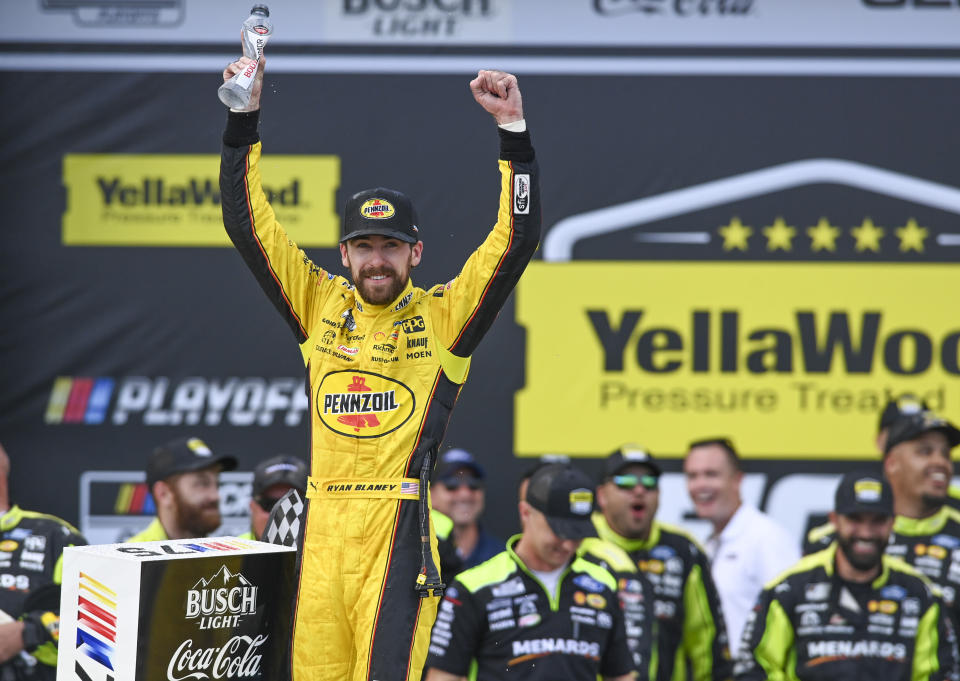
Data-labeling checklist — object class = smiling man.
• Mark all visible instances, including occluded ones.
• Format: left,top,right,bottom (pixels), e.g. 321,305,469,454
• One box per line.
594,445,732,681
736,472,952,680
220,57,540,681
683,438,797,657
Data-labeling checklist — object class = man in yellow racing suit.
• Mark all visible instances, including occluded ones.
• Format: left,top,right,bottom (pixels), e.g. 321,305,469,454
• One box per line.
219,58,540,681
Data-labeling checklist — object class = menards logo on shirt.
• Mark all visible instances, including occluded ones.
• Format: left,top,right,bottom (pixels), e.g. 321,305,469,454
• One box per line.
317,371,415,438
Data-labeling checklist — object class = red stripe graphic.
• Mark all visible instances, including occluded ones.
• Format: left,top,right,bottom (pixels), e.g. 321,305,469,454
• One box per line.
78,596,117,629
129,484,147,514
64,378,93,424
78,610,116,642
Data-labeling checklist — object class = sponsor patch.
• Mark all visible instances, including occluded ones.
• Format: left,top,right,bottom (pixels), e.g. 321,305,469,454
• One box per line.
359,198,395,219
573,574,605,593
569,489,593,515
513,174,530,214
0,541,17,552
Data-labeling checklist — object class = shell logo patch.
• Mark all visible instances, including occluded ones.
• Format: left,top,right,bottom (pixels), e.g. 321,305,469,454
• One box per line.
360,198,396,220
317,370,415,438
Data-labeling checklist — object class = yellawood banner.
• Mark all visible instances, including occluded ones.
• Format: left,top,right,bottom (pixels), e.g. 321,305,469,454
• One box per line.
516,262,959,459
63,154,340,247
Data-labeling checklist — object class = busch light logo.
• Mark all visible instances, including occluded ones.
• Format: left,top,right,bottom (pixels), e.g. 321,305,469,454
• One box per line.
185,565,258,630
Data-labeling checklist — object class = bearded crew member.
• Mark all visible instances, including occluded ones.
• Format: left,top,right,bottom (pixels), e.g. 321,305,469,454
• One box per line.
736,472,952,680
219,55,540,681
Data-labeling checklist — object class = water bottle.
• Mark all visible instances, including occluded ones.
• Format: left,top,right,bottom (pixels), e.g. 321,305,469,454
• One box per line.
218,4,273,110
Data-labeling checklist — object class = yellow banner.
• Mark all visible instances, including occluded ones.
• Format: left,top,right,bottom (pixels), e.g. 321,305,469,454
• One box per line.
62,153,340,246
516,262,960,459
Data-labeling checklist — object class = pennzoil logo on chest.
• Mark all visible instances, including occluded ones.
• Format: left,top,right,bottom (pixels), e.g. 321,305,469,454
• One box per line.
317,371,416,438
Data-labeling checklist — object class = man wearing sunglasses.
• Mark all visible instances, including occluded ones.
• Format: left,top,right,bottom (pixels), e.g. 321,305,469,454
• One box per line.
594,445,732,681
431,449,503,570
240,455,308,541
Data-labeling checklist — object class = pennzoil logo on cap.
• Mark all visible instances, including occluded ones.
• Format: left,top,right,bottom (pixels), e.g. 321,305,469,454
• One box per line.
569,489,593,515
187,438,212,456
854,479,882,502
360,198,396,220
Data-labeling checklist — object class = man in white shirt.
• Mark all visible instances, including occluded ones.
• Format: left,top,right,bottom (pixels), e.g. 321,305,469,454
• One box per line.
683,438,799,657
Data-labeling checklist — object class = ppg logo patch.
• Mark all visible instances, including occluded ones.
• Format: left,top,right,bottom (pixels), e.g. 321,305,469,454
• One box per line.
514,174,530,214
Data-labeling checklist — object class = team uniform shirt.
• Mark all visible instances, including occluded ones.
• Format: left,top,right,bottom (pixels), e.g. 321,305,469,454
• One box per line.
705,504,800,657
579,536,657,681
594,513,733,681
735,544,952,681
425,535,635,680
804,506,960,626
0,506,87,681
221,110,540,681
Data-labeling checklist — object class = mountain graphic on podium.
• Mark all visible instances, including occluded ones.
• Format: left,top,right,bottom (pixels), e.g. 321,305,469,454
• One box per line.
192,564,252,590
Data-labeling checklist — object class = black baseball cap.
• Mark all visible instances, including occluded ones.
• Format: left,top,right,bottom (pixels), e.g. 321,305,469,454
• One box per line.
525,463,598,540
604,444,661,479
834,471,893,516
435,448,485,484
884,410,960,455
252,455,308,498
878,394,929,433
340,187,420,244
146,436,237,489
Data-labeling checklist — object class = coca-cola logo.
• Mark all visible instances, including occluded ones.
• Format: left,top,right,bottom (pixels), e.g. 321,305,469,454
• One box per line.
166,635,267,681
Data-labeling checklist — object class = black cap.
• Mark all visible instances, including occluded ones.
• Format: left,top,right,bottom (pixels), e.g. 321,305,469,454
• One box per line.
526,463,598,540
604,444,661,479
834,471,893,516
435,448,485,484
252,455,308,498
878,394,929,433
884,410,960,455
146,437,237,489
340,187,419,244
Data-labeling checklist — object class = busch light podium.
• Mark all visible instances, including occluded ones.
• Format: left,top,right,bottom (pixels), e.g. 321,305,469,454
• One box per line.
56,537,296,681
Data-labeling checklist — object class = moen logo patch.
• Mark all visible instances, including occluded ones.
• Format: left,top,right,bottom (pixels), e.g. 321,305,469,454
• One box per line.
360,198,395,219
317,371,415,438
62,153,340,246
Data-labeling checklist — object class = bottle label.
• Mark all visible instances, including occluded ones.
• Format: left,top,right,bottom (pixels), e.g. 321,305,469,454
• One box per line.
235,28,270,89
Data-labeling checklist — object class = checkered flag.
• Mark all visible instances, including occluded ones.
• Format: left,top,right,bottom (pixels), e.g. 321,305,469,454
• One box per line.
260,488,305,555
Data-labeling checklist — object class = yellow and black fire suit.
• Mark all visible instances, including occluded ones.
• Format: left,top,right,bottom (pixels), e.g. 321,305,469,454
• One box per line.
736,543,952,680
220,109,540,681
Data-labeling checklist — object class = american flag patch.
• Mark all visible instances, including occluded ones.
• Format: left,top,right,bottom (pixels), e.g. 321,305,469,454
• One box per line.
401,481,420,495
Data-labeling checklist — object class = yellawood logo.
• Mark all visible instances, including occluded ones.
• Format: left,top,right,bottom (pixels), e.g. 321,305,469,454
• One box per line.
62,153,340,246
517,159,960,459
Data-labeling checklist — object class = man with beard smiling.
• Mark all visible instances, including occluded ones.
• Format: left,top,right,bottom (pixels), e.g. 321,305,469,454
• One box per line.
220,56,540,681
736,471,952,680
129,436,237,541
593,445,731,681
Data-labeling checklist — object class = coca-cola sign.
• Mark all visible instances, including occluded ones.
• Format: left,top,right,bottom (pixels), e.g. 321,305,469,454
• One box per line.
166,635,267,681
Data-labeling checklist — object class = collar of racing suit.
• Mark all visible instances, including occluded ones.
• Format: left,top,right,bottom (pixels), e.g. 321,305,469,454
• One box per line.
819,541,895,590
0,505,22,532
591,511,662,552
892,504,952,536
